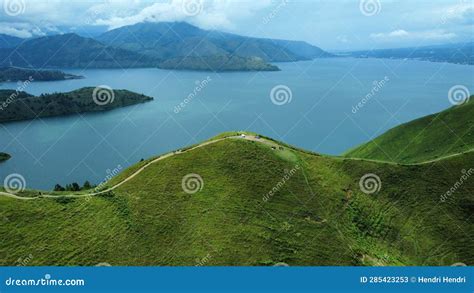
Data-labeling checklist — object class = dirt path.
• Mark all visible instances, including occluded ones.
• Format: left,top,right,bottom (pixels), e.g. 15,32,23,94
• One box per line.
1,135,472,200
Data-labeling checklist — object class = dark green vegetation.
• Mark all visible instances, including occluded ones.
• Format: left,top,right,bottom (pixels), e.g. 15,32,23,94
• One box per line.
97,22,333,62
0,33,158,69
159,55,279,71
0,133,472,266
346,97,474,163
0,22,332,71
349,42,474,65
0,67,82,82
0,87,153,123
0,152,10,162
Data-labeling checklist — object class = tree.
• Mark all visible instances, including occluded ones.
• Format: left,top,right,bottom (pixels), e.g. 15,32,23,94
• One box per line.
83,181,92,190
71,182,80,191
53,184,65,191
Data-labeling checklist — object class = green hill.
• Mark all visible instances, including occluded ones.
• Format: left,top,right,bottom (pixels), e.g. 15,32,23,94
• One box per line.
0,87,153,123
0,133,472,266
345,97,474,163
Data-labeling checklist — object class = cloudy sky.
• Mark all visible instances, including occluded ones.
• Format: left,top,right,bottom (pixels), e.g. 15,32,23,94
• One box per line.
0,0,472,50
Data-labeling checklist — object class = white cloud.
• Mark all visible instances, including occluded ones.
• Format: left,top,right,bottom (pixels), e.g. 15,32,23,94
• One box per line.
94,0,272,30
370,29,456,41
0,22,45,38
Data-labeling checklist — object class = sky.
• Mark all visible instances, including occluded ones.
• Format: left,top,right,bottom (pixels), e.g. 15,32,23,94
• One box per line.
0,0,472,51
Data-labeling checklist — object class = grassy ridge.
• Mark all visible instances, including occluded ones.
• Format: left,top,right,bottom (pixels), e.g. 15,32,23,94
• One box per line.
1,138,472,266
345,97,474,163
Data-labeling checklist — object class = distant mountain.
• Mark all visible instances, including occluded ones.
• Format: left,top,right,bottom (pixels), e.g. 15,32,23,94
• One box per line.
348,42,474,65
0,33,158,69
0,34,24,48
96,22,333,62
0,67,82,82
0,87,153,123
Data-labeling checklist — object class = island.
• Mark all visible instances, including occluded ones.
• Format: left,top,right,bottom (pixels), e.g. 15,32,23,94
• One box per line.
0,87,153,123
0,152,10,162
158,55,280,72
0,67,83,82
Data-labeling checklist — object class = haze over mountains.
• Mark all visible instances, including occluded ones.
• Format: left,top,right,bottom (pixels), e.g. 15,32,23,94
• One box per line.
0,22,332,71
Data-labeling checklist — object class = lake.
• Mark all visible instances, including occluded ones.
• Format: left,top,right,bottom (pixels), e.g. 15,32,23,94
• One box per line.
1,58,473,189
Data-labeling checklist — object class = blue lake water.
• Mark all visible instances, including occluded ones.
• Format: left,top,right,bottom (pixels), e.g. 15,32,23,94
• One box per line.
1,58,473,189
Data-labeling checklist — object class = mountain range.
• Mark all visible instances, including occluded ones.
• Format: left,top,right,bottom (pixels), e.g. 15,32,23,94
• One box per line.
0,22,332,71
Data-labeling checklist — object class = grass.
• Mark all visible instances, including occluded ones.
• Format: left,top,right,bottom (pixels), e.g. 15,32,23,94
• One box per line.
345,97,474,163
0,137,472,266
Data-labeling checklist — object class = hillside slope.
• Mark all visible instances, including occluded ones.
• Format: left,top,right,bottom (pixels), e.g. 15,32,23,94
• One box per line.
345,97,474,163
0,135,472,266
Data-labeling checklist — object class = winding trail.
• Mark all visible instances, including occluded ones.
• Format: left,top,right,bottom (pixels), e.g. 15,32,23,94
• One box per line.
1,135,472,201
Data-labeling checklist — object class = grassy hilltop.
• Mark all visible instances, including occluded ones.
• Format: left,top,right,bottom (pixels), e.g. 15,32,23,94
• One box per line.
0,131,472,266
345,97,474,163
